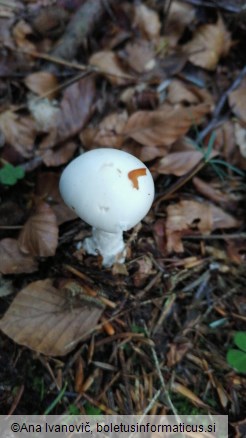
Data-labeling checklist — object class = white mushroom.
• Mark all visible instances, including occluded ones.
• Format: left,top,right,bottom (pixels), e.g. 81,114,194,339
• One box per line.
59,148,155,266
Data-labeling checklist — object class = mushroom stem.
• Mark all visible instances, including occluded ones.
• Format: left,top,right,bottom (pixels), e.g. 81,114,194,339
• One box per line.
83,227,126,267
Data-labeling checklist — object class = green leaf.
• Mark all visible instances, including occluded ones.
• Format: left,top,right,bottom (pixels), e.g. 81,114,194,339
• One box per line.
67,404,81,415
226,349,246,373
84,402,102,415
0,163,25,186
234,332,246,353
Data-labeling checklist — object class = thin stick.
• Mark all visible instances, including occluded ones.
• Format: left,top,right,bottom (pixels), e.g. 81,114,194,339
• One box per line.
197,65,246,142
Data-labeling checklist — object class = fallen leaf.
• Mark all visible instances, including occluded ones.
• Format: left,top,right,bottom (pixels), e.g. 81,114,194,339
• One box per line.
80,111,127,149
133,256,154,287
229,80,246,124
183,17,231,70
12,19,36,51
57,75,95,142
37,75,95,149
89,51,130,85
167,79,214,107
0,110,36,158
193,176,240,209
0,238,38,274
40,141,77,167
124,103,210,147
167,341,193,367
165,1,195,47
166,200,240,252
226,241,246,264
24,71,58,98
123,40,156,73
234,122,246,158
18,202,58,257
153,150,206,176
134,4,161,41
0,279,104,356
36,172,77,225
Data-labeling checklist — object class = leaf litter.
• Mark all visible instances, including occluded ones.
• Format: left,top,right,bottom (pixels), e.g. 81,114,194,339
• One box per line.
0,0,245,427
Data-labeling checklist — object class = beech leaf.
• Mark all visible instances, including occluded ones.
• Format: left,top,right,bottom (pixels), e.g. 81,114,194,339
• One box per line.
0,279,104,356
124,103,210,147
0,238,38,275
18,202,58,257
166,200,240,253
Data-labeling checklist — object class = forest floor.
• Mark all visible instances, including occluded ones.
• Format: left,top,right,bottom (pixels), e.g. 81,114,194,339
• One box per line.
0,0,245,435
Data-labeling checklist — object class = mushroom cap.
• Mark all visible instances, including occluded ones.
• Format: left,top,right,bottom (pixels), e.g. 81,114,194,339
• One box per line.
59,148,155,233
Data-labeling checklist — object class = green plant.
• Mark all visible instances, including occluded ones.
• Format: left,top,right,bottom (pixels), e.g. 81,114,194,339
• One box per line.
226,332,246,373
0,162,25,186
190,131,245,179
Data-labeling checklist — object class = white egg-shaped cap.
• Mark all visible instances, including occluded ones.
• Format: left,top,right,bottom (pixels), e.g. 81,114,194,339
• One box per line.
59,148,155,233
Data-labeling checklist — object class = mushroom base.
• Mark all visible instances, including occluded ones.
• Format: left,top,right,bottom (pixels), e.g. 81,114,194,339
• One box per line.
83,227,126,267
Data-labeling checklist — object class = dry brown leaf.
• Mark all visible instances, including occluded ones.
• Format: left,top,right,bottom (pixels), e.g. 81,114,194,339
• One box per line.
12,19,36,51
36,172,77,225
193,177,240,209
153,150,205,176
167,341,193,367
18,202,58,257
183,17,231,70
0,110,36,158
134,4,161,41
166,200,240,253
37,75,95,149
0,238,38,274
229,79,246,124
167,79,214,107
124,103,210,147
89,51,130,86
165,1,195,47
40,141,77,167
123,40,155,73
0,279,104,356
80,111,127,149
24,71,58,98
133,256,154,287
234,122,246,158
57,75,95,142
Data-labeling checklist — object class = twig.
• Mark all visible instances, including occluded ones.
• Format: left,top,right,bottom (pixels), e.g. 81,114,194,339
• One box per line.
197,65,246,142
183,233,246,240
50,0,114,61
119,348,134,414
142,322,179,417
182,0,242,13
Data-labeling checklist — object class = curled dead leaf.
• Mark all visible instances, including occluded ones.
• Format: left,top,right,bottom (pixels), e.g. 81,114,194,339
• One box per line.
36,172,77,225
80,111,127,149
165,1,195,47
134,4,161,41
229,78,246,124
18,202,58,257
89,51,130,85
0,279,104,356
153,150,205,176
124,103,210,147
40,141,77,167
183,17,231,70
166,200,240,253
24,71,58,98
0,238,38,274
0,110,36,158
